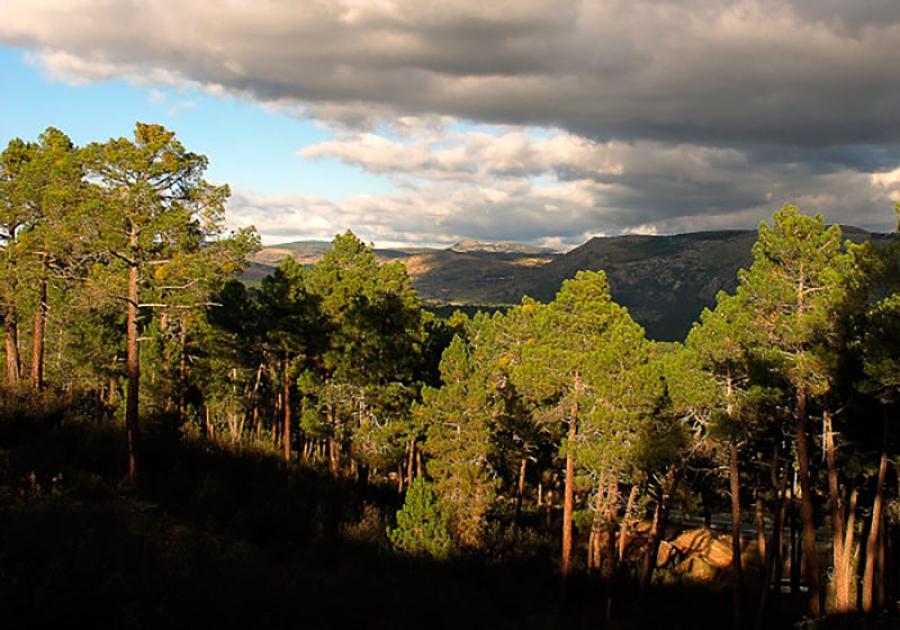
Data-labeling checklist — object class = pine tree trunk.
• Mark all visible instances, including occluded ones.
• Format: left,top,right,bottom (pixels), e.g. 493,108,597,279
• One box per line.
619,483,640,562
515,456,528,526
603,477,619,628
824,411,851,612
328,399,339,476
756,451,789,630
236,402,245,443
108,372,117,407
790,481,801,595
282,352,291,463
545,485,553,532
840,489,858,611
862,413,889,612
406,433,416,487
641,466,678,591
125,232,140,486
561,403,577,578
589,474,606,572
329,438,339,475
297,397,307,462
604,519,617,625
641,498,664,592
755,490,766,572
31,271,47,391
604,476,619,577
176,321,187,424
589,512,600,572
730,440,743,630
796,388,821,616
273,390,282,445
251,363,264,443
5,304,19,385
888,516,895,607
877,514,887,609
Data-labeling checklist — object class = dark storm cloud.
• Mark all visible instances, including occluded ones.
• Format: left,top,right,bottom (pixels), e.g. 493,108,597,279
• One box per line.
5,0,899,146
3,0,900,244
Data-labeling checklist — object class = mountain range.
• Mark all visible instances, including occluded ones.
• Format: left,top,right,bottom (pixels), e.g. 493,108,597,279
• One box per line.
246,228,895,342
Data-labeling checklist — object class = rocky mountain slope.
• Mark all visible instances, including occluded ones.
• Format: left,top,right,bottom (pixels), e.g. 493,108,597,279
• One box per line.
248,228,894,342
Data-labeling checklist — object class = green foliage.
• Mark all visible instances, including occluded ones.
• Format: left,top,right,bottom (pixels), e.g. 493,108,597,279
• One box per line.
6,122,900,623
858,207,900,404
300,404,331,441
736,205,867,397
0,124,261,477
682,291,782,445
304,231,427,471
510,271,659,480
259,257,319,355
421,332,502,548
0,127,88,386
387,477,452,559
79,123,258,477
82,122,258,309
308,231,424,387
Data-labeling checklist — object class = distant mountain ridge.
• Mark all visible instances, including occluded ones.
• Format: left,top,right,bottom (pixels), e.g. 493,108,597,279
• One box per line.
449,240,558,255
247,227,896,342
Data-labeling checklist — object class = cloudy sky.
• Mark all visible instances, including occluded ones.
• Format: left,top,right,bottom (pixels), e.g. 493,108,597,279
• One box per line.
2,0,900,249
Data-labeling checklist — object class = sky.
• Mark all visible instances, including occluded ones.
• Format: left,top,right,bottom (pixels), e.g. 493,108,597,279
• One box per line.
2,0,900,250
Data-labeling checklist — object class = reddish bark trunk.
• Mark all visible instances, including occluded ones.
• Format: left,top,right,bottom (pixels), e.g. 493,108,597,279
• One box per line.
824,411,852,612
862,414,889,612
125,229,140,485
619,484,640,562
641,466,678,591
589,474,606,572
730,440,743,630
755,491,766,573
31,273,46,391
796,389,821,617
282,353,291,463
561,410,576,578
515,456,528,525
5,304,19,385
755,451,789,630
840,489,858,611
406,433,416,487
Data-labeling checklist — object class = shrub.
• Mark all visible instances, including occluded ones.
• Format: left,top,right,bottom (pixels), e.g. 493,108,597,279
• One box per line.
387,478,452,559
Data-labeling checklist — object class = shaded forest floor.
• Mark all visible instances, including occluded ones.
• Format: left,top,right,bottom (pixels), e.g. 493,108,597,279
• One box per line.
1,399,897,629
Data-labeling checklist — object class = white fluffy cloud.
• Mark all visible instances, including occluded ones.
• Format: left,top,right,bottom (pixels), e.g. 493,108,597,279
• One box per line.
4,0,900,245
287,127,900,246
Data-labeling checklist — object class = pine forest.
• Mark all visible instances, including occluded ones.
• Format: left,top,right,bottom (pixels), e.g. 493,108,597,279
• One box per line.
2,123,900,629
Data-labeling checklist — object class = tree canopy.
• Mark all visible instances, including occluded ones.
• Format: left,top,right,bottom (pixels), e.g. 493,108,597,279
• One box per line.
2,125,899,626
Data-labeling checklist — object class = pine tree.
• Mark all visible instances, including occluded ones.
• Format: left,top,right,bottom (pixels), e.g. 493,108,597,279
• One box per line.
257,257,321,460
854,204,900,612
305,231,425,478
684,293,777,629
508,270,657,577
421,330,501,548
82,122,257,484
388,477,452,559
735,205,866,616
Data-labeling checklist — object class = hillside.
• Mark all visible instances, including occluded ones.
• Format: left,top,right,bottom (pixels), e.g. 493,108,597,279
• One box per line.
0,396,810,630
249,228,895,342
503,231,759,341
248,241,559,299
